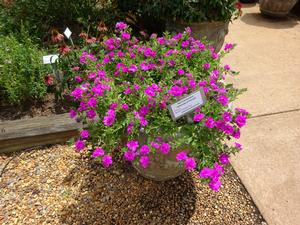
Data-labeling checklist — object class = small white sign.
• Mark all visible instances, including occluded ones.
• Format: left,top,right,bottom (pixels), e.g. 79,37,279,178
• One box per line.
43,54,59,64
64,27,72,39
168,89,206,121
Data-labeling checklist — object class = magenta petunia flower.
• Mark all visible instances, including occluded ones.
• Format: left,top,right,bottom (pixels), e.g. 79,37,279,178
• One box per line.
224,64,231,71
102,155,113,168
232,129,241,139
116,22,127,30
234,142,243,151
150,141,160,149
224,43,233,51
92,147,105,158
75,139,85,151
176,151,188,161
140,145,150,155
74,76,82,83
140,117,148,127
127,140,139,151
109,102,118,110
121,32,130,40
181,40,189,48
168,86,183,97
222,124,234,135
86,110,96,119
222,111,232,122
209,178,221,191
144,86,156,97
69,110,77,119
160,143,170,154
193,113,205,122
139,156,150,168
80,130,89,139
204,117,215,129
219,153,230,165
217,95,229,106
235,115,247,128
203,63,210,70
124,151,136,161
185,157,196,171
122,103,129,111
189,79,197,89
199,167,214,178
87,97,97,108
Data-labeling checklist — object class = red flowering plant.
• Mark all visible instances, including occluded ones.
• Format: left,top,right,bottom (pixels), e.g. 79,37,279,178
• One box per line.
69,22,249,191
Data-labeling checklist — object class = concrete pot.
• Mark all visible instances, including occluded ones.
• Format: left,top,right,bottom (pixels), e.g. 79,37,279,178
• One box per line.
259,0,298,17
133,131,189,181
166,21,229,52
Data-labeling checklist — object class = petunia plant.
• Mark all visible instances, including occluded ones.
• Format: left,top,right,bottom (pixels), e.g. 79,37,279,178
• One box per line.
69,22,249,191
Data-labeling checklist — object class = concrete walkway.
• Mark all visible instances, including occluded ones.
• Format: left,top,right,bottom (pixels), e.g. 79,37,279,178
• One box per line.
223,4,300,225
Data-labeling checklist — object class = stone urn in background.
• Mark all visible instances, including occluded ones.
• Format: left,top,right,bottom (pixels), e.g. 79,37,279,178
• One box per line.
167,21,229,52
133,130,190,181
259,0,299,17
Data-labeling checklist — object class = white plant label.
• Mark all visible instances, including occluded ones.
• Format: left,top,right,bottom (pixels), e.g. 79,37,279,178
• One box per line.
168,89,206,121
43,54,59,64
64,27,72,39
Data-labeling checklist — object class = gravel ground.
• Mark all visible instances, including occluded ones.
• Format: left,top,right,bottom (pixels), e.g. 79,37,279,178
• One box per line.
0,145,267,225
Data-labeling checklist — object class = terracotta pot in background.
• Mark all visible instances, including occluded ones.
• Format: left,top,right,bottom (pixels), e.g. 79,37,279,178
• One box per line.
259,0,299,17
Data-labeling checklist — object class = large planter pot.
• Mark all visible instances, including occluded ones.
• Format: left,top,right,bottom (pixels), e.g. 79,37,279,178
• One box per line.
259,0,298,17
166,21,229,52
133,131,190,181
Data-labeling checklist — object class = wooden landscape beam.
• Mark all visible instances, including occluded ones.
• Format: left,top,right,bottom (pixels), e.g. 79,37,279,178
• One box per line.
0,114,82,153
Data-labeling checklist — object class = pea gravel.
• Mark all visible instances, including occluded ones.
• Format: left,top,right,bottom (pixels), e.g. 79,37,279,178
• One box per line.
0,145,267,225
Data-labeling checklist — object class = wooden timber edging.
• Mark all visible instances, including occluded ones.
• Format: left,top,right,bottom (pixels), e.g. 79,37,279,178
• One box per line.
0,113,83,153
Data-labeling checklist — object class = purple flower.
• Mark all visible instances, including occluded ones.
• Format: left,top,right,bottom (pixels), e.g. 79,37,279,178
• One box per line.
224,64,231,71
168,86,183,97
75,139,85,151
209,178,221,191
71,87,84,100
87,97,97,108
127,122,134,134
185,157,196,171
116,22,127,30
217,95,229,106
92,147,105,158
139,156,150,168
219,153,230,165
109,102,118,110
235,115,247,128
69,110,77,119
102,155,113,168
234,142,243,151
124,151,136,161
121,32,130,40
150,141,160,149
198,80,207,87
86,110,96,119
168,60,176,67
193,113,205,122
134,84,140,91
224,43,233,51
160,143,170,154
199,167,214,178
223,124,234,135
74,76,82,83
189,79,197,89
140,117,148,127
235,108,249,116
222,112,232,122
122,103,129,111
176,151,188,161
203,63,210,70
139,106,149,117
127,140,139,151
140,145,150,155
178,69,185,75
144,86,156,97
80,130,89,139
181,40,189,48
232,129,241,139
123,88,132,95
204,117,215,129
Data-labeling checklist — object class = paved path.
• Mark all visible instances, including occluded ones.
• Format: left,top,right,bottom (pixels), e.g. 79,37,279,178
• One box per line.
223,4,300,225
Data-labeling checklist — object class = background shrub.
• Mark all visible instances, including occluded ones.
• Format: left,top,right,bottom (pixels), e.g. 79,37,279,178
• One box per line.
0,0,122,44
0,32,50,104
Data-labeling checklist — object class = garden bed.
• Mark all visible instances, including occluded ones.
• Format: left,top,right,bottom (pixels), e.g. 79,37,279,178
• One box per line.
0,145,266,225
0,93,68,122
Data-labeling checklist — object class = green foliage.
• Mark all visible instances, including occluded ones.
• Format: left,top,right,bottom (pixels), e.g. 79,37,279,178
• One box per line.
118,0,241,23
0,33,50,104
0,0,121,44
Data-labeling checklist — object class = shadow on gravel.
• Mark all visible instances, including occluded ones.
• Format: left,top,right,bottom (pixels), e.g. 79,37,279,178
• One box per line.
60,157,197,225
241,12,299,29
